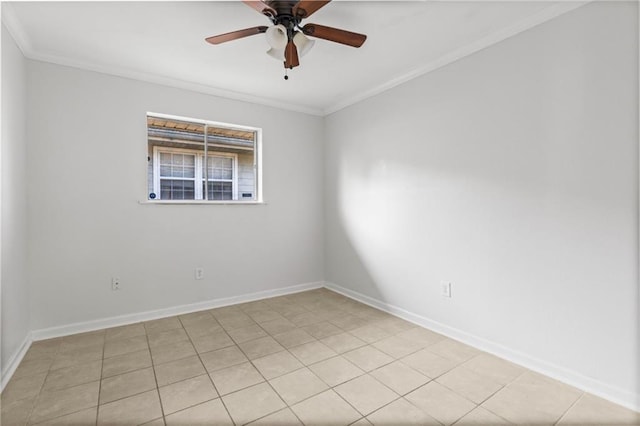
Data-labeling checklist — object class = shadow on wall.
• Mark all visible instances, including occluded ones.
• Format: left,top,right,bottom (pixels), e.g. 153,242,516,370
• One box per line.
323,0,639,408
326,106,638,374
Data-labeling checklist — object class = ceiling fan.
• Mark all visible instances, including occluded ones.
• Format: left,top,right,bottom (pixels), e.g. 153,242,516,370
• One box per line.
205,1,367,77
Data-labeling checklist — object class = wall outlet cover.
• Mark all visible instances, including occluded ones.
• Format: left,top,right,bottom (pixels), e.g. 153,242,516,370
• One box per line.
195,268,204,280
441,281,452,298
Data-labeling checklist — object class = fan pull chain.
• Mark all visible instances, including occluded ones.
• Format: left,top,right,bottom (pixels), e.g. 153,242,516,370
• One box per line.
284,69,289,80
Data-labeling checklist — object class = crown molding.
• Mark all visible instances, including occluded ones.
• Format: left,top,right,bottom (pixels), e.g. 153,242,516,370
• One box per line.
323,1,590,116
1,2,33,55
3,1,589,118
26,49,326,116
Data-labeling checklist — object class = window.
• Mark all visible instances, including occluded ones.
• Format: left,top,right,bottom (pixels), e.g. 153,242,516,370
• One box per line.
147,113,261,202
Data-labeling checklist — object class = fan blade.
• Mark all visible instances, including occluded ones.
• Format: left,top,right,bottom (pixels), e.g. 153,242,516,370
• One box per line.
302,24,366,47
284,40,300,69
242,1,276,17
292,0,331,19
205,26,268,45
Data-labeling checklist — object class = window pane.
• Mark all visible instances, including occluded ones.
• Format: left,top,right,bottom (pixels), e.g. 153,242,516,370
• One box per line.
220,158,232,179
184,181,195,199
172,154,184,166
159,153,196,178
206,155,233,181
160,179,195,200
208,182,232,200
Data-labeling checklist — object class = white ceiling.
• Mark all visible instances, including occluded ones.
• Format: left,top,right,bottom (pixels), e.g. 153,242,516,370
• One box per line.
3,1,585,115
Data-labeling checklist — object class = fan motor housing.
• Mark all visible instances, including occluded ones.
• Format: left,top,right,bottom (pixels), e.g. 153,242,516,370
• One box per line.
265,1,300,16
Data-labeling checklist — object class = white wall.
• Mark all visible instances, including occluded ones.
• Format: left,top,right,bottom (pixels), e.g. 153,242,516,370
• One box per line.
325,2,638,407
1,24,31,378
26,61,324,331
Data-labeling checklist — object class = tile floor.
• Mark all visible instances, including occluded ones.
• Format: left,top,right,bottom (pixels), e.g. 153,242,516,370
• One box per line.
1,288,639,425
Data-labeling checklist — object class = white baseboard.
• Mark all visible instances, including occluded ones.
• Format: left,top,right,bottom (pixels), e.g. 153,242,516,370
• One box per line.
324,281,640,413
1,332,32,392
11,280,638,412
31,281,324,341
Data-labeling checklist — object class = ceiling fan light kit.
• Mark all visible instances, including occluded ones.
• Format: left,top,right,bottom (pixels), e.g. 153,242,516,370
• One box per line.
266,24,288,49
293,31,315,57
266,47,286,61
205,0,367,80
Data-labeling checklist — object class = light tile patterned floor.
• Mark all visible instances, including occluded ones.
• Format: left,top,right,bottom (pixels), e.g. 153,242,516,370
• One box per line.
2,288,639,425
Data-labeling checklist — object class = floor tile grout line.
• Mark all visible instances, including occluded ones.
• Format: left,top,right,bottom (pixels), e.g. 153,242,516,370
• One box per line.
143,324,167,423
398,393,449,426
27,405,100,426
0,377,41,404
265,291,371,425
22,338,84,426
228,306,311,425
241,299,319,420
214,362,321,407
178,313,237,426
359,394,434,425
98,367,158,401
431,365,504,407
158,395,219,423
469,404,514,425
231,293,368,423
553,390,586,426
224,299,395,425
418,355,526,424
22,383,91,425
471,367,528,416
328,338,439,419
102,348,154,379
449,403,477,426
334,380,403,420
95,332,106,426
326,316,471,425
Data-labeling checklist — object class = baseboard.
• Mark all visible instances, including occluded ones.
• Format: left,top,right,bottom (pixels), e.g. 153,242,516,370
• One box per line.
1,332,32,392
324,281,640,413
31,281,324,341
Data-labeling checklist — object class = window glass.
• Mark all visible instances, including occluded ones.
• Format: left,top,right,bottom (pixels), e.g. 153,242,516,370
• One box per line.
161,179,195,200
147,114,260,202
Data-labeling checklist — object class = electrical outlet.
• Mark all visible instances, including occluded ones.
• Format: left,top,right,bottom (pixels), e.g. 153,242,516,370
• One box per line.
441,281,452,298
195,267,204,280
112,277,121,291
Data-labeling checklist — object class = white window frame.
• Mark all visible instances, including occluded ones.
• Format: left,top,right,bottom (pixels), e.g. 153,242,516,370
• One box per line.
146,112,263,204
153,146,238,201
202,151,238,201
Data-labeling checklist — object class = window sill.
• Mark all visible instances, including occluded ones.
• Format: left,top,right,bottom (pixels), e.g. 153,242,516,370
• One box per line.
139,200,265,205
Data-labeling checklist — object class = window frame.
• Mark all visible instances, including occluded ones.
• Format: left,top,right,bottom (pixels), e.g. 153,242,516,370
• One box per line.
154,147,198,201
153,147,238,201
201,151,238,201
146,112,263,204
